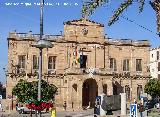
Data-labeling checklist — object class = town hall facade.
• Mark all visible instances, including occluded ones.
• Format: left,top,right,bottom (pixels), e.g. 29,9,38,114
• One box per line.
6,19,150,109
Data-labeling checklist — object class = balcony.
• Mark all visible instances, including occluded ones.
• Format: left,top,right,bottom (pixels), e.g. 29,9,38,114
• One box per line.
65,68,85,75
65,68,112,75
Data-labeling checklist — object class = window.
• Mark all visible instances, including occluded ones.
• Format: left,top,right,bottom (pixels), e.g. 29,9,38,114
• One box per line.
136,59,142,71
48,56,56,69
109,58,117,71
18,55,25,69
80,55,87,68
157,51,159,60
158,62,160,71
123,59,129,71
33,55,39,69
152,54,153,58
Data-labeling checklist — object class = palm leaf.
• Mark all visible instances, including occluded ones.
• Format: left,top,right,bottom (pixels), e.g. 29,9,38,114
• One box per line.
108,0,133,26
82,0,109,18
138,0,145,13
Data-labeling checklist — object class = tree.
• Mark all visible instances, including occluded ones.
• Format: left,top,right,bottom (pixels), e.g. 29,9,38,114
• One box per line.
82,0,158,27
0,82,6,99
144,79,160,98
12,79,57,104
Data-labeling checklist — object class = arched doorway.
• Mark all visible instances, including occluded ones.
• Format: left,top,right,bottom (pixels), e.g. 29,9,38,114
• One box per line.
82,79,98,108
137,85,142,100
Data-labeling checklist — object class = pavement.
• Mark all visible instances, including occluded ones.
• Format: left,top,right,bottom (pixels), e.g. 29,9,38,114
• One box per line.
0,108,157,117
0,109,94,117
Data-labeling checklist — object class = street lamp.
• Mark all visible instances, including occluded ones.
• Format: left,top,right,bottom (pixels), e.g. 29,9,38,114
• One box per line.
33,0,53,116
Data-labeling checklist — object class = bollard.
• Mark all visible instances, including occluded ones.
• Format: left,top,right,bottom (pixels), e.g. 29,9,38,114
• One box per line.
51,107,56,117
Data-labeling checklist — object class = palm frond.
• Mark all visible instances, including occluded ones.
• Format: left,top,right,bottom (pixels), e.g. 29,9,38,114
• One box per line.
138,0,145,13
108,0,133,26
81,0,109,18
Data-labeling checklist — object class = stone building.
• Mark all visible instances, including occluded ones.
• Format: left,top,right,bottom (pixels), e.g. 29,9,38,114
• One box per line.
6,19,150,109
150,47,160,79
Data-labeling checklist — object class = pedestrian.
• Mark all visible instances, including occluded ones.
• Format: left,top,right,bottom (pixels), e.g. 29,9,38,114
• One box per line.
139,103,144,117
0,101,2,112
16,103,19,111
63,101,67,111
134,98,137,104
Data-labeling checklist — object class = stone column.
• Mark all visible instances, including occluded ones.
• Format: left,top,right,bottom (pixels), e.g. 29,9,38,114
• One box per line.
98,80,103,95
121,93,127,115
107,80,113,95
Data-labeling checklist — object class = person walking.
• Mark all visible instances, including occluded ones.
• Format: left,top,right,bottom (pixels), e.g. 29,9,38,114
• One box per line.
139,103,144,117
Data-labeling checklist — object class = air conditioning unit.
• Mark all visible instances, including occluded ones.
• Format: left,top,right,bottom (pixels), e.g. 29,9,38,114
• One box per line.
48,69,56,75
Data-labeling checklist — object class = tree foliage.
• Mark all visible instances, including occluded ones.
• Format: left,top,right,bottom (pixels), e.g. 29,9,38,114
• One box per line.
12,79,57,103
82,0,148,26
144,79,160,97
0,82,6,98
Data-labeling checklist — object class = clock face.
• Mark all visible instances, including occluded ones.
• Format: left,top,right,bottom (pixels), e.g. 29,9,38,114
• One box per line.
82,28,88,35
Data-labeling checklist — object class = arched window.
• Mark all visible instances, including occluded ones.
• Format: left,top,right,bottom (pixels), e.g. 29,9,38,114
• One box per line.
125,85,130,101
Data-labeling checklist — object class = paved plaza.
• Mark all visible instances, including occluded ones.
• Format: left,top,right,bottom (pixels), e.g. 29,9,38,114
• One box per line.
0,108,158,117
0,109,94,117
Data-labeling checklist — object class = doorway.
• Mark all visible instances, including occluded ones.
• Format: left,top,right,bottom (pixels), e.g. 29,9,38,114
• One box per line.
80,55,87,68
82,79,98,108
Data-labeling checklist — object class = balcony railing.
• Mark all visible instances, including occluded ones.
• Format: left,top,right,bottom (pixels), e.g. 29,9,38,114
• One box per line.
65,67,150,77
8,32,63,41
107,38,150,46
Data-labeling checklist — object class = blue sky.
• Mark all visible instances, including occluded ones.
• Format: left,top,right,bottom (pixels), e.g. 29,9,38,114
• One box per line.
0,0,159,84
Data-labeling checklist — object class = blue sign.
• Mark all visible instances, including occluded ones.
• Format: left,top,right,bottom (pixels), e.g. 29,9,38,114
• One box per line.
130,104,137,117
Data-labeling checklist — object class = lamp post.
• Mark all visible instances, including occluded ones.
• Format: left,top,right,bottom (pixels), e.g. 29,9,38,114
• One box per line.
33,0,53,116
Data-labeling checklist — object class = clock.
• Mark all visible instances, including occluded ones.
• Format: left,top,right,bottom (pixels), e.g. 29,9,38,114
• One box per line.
82,28,88,36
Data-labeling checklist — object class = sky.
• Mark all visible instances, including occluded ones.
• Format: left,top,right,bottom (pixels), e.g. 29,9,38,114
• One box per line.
0,0,159,84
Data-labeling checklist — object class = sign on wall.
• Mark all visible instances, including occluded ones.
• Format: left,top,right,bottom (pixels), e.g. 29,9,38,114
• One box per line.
130,104,137,117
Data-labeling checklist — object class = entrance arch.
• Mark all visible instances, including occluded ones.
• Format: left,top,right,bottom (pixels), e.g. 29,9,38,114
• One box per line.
82,79,98,108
